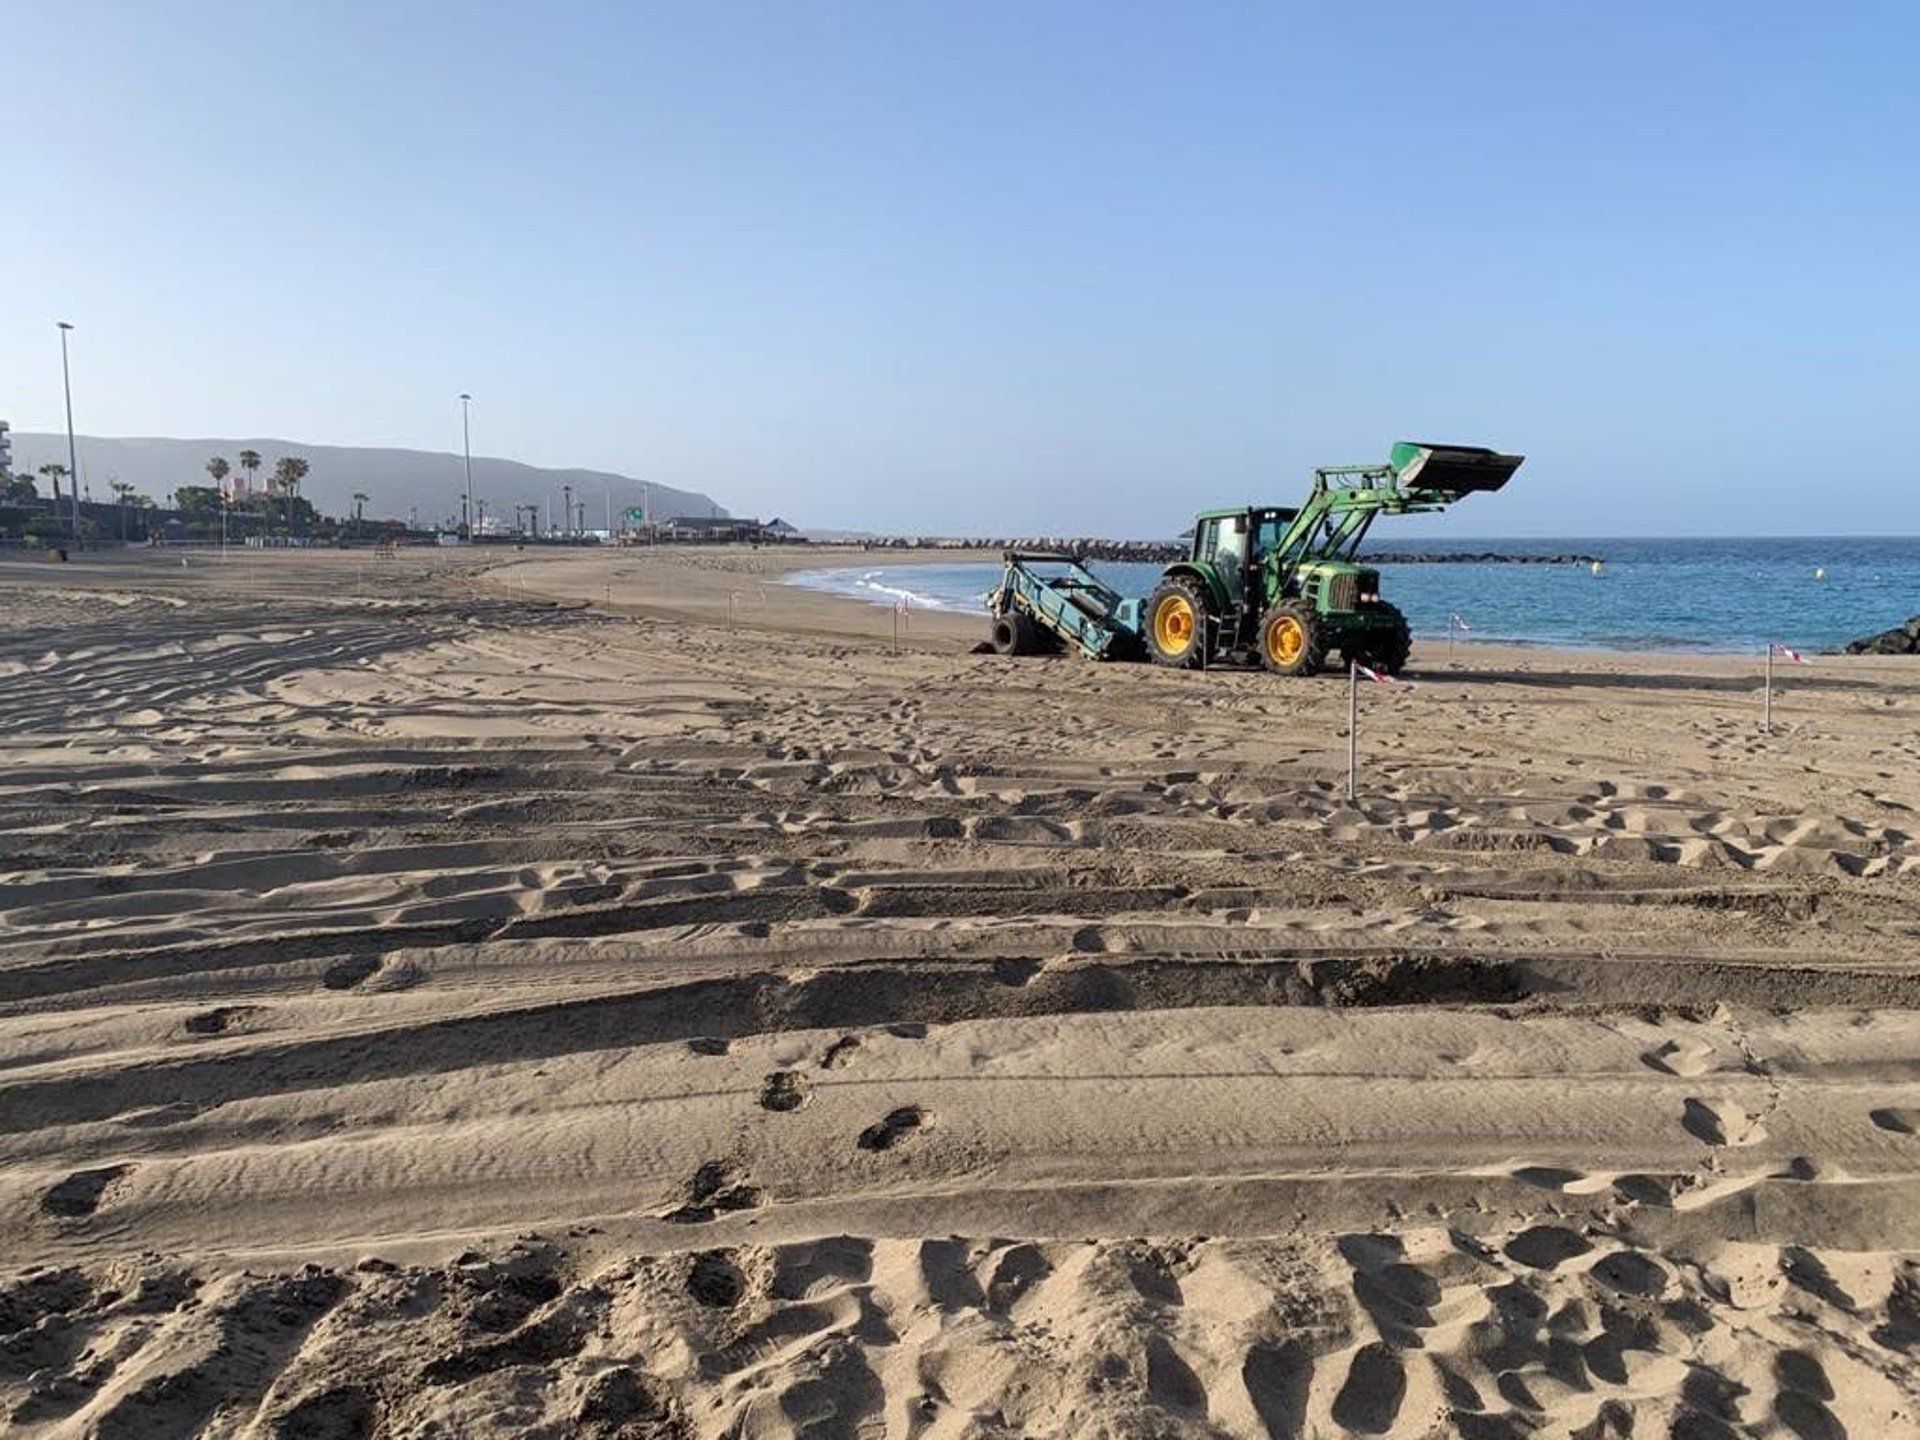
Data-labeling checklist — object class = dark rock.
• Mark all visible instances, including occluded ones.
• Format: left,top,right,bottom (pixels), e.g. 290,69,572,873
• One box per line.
1843,616,1920,654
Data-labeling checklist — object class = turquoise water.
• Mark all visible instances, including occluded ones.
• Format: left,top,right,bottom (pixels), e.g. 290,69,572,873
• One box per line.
791,539,1920,653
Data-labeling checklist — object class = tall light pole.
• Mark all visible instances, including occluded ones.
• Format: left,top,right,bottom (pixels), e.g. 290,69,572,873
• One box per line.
459,393,474,543
56,322,79,538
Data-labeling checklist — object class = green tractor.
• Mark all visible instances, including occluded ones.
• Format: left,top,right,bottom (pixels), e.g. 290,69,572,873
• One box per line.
1141,442,1523,675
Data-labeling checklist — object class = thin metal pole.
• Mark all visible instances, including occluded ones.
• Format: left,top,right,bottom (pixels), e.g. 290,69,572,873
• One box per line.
1348,659,1359,801
1448,614,1456,667
57,322,79,539
1763,643,1772,734
459,394,474,543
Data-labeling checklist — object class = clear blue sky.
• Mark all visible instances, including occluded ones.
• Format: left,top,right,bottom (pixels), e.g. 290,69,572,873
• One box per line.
5,3,1915,536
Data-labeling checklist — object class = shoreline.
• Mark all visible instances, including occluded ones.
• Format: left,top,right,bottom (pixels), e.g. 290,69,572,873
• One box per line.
487,545,1913,671
683,549,1896,668
6,542,1908,667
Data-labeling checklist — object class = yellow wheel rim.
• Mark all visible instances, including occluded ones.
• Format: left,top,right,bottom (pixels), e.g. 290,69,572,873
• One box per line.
1267,615,1305,665
1153,594,1195,653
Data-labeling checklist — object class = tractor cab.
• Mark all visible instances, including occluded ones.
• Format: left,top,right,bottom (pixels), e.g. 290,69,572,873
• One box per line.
1186,506,1296,612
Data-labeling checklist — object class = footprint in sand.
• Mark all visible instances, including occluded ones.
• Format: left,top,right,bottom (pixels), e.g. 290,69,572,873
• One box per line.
1511,1164,1585,1192
1587,1249,1670,1298
1869,1107,1916,1135
321,955,381,990
1683,1097,1767,1147
1503,1224,1595,1271
1241,1340,1313,1439
1643,1037,1716,1077
686,1250,747,1308
993,956,1043,986
857,1105,927,1152
758,1071,809,1112
662,1161,763,1224
41,1164,134,1219
821,1035,861,1068
1612,1172,1685,1207
182,1004,270,1037
1144,1334,1208,1414
573,1370,676,1435
1773,1349,1845,1440
1330,1341,1405,1435
984,1244,1051,1312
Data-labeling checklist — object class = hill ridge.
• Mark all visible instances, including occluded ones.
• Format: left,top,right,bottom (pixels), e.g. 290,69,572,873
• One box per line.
4,432,726,527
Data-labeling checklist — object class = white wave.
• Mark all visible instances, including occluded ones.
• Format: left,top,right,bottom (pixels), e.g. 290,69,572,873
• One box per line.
789,567,977,611
851,572,950,610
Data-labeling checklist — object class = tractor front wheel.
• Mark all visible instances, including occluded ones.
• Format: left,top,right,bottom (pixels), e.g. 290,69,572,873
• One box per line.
1143,580,1208,668
1259,603,1326,677
1370,611,1413,675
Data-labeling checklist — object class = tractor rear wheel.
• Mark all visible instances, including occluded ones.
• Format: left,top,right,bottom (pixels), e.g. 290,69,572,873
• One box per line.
1143,579,1208,668
990,610,1044,657
1259,602,1326,676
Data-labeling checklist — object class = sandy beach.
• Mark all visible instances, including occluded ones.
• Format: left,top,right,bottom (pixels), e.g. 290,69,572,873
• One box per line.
1,543,1916,1439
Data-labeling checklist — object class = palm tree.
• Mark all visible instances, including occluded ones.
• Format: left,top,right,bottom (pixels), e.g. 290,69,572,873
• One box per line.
206,456,233,547
237,449,262,499
110,479,135,542
351,491,369,538
38,463,69,530
272,456,310,537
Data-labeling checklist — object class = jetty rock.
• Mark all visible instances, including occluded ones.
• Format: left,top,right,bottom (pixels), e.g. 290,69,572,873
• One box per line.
1843,616,1920,654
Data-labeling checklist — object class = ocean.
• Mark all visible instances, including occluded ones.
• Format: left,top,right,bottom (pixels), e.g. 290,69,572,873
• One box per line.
790,538,1920,653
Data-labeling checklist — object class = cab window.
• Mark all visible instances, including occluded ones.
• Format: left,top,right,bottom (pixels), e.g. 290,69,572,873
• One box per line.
1193,517,1219,561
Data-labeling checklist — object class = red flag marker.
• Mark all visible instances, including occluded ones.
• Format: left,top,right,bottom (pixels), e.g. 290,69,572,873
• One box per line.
1354,663,1414,686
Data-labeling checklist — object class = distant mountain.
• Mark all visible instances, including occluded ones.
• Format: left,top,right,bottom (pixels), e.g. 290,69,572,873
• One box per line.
4,434,726,529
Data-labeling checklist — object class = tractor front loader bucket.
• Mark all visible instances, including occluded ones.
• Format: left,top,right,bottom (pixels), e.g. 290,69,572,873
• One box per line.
1389,442,1524,494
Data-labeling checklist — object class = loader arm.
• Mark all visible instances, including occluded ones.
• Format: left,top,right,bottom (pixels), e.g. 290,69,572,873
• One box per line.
1267,466,1448,580
1268,443,1524,585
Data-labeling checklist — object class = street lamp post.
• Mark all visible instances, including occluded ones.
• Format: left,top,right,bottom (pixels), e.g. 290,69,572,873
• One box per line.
459,393,474,543
56,322,79,538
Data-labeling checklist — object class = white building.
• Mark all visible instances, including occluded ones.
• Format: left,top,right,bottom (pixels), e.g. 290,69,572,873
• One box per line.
0,421,11,476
